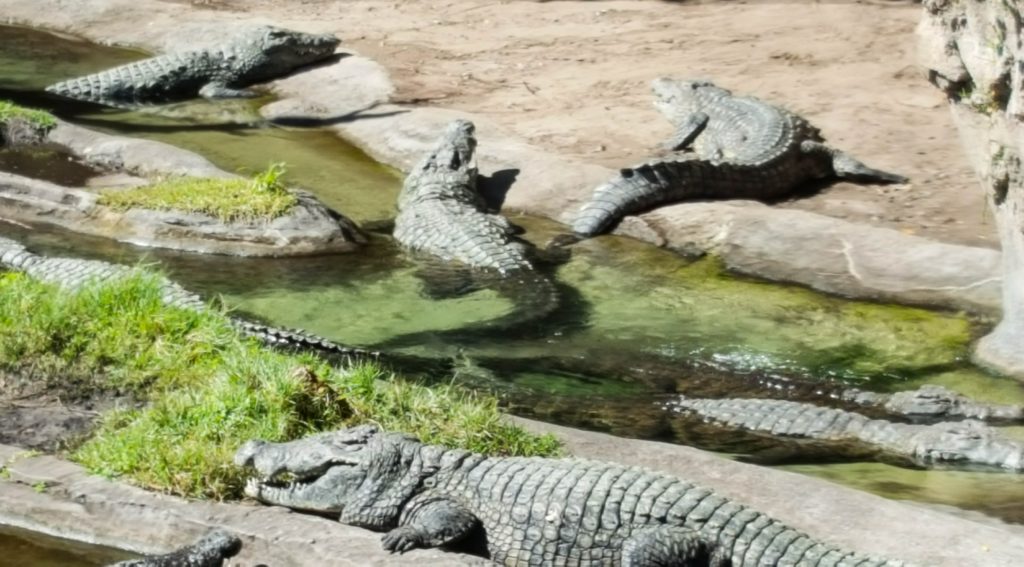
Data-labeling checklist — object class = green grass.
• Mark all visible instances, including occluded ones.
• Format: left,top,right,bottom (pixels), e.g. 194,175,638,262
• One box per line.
0,271,560,499
0,100,57,129
97,162,299,223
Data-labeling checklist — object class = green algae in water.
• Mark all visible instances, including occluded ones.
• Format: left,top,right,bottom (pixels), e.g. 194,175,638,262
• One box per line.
556,237,974,383
781,461,1024,524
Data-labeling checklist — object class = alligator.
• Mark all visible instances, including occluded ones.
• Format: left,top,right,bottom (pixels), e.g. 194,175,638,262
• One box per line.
668,396,1024,471
235,424,907,566
109,530,241,567
391,119,561,340
46,26,339,106
571,78,908,236
0,235,386,364
842,384,1024,423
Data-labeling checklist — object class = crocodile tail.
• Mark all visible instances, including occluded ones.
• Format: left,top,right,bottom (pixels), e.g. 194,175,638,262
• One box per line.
0,236,38,270
231,317,456,377
46,73,113,104
376,269,563,350
572,158,714,237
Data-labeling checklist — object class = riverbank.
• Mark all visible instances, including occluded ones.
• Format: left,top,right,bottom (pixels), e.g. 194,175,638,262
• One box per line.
0,0,1006,319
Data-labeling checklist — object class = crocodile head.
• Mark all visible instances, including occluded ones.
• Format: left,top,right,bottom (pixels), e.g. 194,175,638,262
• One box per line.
651,77,732,115
912,420,1024,471
235,425,443,528
231,26,340,84
398,119,479,206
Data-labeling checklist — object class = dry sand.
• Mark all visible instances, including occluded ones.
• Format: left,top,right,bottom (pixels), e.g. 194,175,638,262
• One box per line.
174,0,991,247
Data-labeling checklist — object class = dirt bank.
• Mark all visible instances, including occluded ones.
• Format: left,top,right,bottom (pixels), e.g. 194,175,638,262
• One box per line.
176,0,992,248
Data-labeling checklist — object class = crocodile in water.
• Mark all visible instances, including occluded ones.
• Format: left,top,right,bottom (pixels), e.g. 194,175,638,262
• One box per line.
108,530,241,567
668,396,1024,472
46,26,338,106
572,79,908,236
0,235,386,364
392,119,562,340
235,424,907,566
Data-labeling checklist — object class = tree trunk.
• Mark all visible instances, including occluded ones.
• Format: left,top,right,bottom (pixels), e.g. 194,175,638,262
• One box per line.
919,0,1024,378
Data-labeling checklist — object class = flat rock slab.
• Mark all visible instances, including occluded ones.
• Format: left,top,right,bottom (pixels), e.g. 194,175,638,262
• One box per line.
624,200,1004,315
0,170,364,256
0,444,485,566
2,118,365,256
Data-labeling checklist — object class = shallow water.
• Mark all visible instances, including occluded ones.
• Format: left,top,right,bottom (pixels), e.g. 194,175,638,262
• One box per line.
0,524,134,566
3,24,1024,524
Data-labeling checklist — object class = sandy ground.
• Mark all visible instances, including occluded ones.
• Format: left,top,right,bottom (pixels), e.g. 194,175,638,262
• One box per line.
170,0,992,248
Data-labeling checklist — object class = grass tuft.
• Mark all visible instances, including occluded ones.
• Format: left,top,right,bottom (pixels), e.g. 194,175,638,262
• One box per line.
0,270,559,500
0,100,57,129
97,162,298,223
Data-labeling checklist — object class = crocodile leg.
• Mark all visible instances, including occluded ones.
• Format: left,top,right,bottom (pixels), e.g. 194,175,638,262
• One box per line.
198,81,260,99
663,111,710,151
620,526,720,566
801,141,908,184
383,494,480,553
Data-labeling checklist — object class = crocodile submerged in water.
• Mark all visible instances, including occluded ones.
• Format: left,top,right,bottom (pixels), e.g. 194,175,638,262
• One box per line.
109,530,241,567
0,235,385,363
668,396,1024,472
572,78,908,236
46,26,339,106
235,424,907,566
391,119,562,340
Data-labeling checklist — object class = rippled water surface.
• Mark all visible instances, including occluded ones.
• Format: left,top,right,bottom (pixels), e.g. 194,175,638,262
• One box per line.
3,24,1024,525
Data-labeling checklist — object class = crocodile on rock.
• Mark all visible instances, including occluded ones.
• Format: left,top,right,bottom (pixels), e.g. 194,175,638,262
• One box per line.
572,78,908,236
235,424,908,566
668,396,1024,472
46,26,339,106
391,119,562,340
108,530,241,567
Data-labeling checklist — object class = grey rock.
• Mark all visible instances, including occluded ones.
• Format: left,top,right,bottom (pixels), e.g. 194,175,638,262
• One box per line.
919,0,1024,379
46,26,339,106
572,79,907,236
235,425,907,566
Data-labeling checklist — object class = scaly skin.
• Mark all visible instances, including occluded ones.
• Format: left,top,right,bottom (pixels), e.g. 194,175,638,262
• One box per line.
0,236,378,361
669,397,1024,471
572,79,908,236
109,530,241,567
46,26,338,106
392,119,560,338
235,425,908,566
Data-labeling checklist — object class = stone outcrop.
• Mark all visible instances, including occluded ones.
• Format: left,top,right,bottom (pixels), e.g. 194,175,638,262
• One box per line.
919,0,1024,378
0,119,365,257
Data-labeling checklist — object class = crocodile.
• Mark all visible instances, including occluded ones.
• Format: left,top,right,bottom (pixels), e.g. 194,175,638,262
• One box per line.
668,396,1024,471
0,235,383,364
235,424,907,566
572,78,908,236
391,119,561,340
46,26,338,106
109,530,241,567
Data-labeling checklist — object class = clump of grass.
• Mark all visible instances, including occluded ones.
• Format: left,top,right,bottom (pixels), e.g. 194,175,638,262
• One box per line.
0,271,559,499
0,271,234,393
97,162,298,223
0,100,57,129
